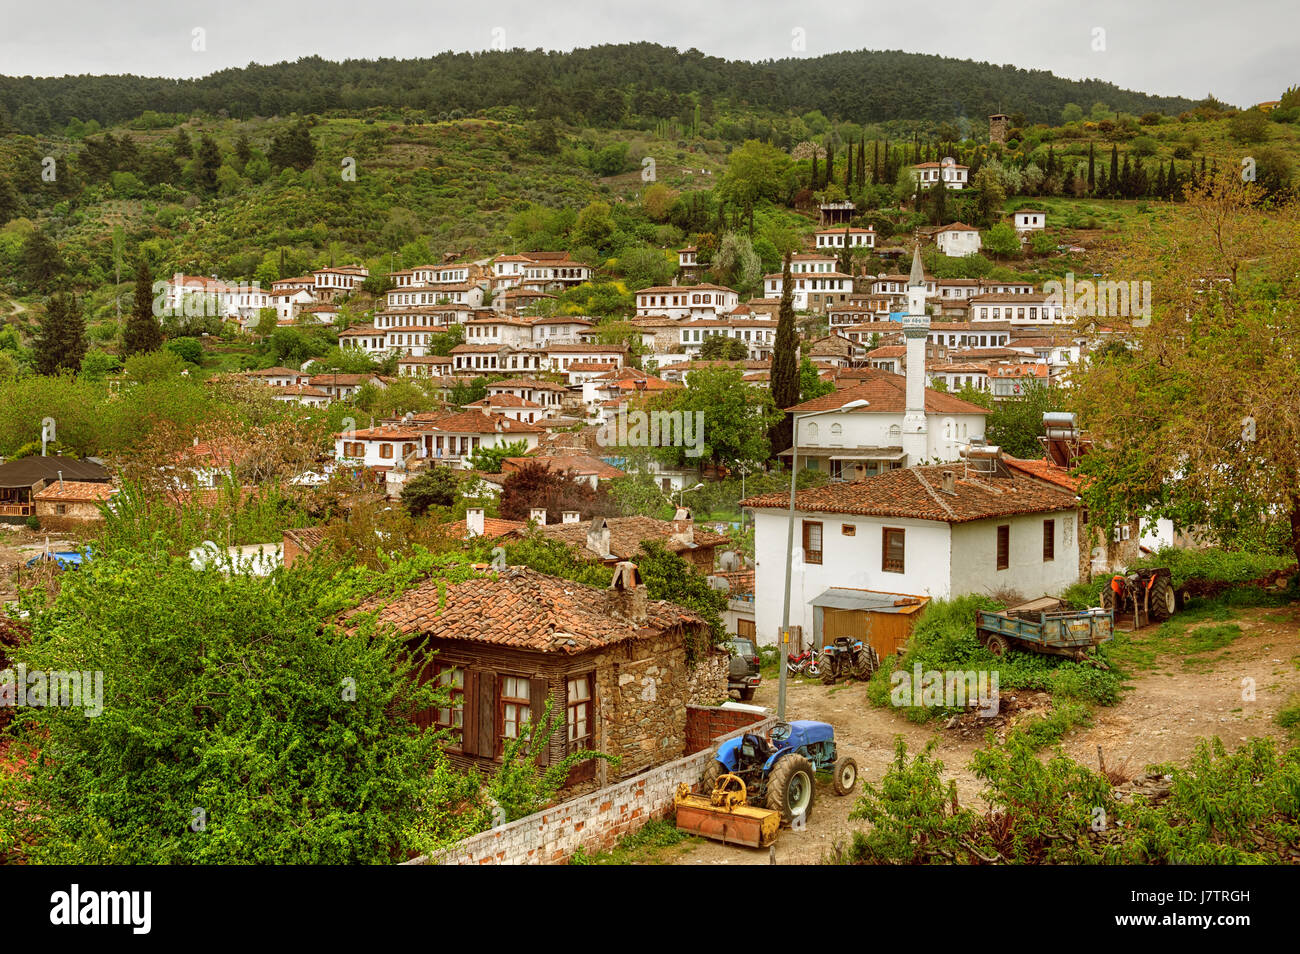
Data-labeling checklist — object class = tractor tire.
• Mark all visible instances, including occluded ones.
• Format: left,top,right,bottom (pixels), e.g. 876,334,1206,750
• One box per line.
766,754,816,826
821,669,837,686
854,647,879,680
1149,576,1176,621
1100,585,1116,614
699,759,726,794
832,756,858,796
984,633,1010,657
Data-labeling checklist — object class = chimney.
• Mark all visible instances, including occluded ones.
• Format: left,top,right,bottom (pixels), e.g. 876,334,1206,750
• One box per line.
941,470,956,494
673,506,691,521
605,561,648,624
562,511,580,524
587,517,612,559
529,508,547,526
669,514,695,548
465,508,485,538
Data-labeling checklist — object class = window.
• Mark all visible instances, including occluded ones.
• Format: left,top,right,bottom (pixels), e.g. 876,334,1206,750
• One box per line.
996,525,1010,570
379,443,394,459
435,666,465,744
1043,520,1055,561
802,520,823,565
841,523,856,536
882,528,905,572
566,675,593,753
501,676,531,743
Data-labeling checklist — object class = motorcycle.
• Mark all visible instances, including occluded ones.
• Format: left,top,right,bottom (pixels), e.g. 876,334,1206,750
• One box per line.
785,647,821,677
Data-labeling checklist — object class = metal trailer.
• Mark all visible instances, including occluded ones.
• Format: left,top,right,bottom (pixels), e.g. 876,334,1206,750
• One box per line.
974,596,1113,659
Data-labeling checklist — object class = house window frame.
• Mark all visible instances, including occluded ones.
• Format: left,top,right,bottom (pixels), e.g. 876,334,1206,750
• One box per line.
435,665,465,748
801,520,824,565
882,527,905,573
996,525,1010,571
1042,519,1055,562
499,675,532,751
566,673,594,755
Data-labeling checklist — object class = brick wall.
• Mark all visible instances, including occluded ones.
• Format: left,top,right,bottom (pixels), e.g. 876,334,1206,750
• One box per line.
685,704,767,754
408,708,772,866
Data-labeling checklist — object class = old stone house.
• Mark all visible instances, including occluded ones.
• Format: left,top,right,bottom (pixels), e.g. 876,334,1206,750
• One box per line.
352,563,718,789
538,514,725,574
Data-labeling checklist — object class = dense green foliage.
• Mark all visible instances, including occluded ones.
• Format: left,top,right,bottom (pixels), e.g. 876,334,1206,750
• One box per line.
841,734,1300,864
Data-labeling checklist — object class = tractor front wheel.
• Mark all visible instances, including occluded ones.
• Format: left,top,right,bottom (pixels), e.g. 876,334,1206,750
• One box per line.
767,755,816,826
699,759,726,794
832,756,858,796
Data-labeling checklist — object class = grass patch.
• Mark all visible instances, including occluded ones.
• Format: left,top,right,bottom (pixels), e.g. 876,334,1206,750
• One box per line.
864,596,1124,721
1009,701,1093,750
568,819,696,865
1277,696,1300,743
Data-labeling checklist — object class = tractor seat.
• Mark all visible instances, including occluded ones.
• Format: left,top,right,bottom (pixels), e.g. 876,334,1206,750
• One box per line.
741,733,774,762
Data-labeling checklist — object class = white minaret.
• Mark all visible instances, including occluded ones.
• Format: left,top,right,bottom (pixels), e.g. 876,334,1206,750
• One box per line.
901,244,930,464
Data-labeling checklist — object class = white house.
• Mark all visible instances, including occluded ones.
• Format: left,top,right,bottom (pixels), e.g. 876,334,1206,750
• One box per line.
1013,210,1047,233
335,424,425,470
634,284,739,320
409,410,542,469
912,160,969,190
968,294,1071,325
933,223,982,258
740,459,1082,645
815,226,875,250
762,270,855,313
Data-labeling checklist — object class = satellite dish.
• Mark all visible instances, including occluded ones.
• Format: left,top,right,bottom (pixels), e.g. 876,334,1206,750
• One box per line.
706,576,731,593
403,411,414,423
718,550,742,572
188,540,221,570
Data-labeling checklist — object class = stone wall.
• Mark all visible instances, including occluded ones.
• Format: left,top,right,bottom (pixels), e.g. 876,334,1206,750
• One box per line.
597,631,689,778
685,648,729,705
409,708,773,865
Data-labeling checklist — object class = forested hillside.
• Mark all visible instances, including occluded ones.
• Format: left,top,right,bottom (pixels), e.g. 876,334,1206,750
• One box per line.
0,44,1201,135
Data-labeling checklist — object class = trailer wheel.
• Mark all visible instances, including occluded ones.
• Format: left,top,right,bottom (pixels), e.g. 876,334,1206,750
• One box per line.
1149,576,1176,621
984,633,1010,657
832,757,858,796
767,754,815,825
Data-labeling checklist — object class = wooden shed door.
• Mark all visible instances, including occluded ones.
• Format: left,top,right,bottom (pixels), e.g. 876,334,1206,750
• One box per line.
737,619,756,640
822,608,886,660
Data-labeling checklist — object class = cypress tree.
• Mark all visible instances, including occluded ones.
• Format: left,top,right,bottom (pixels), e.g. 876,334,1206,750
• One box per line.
857,134,866,185
35,292,87,376
1087,143,1096,193
1108,145,1120,197
123,258,164,356
825,141,834,187
768,252,800,460
872,140,881,184
845,140,852,190
811,148,819,190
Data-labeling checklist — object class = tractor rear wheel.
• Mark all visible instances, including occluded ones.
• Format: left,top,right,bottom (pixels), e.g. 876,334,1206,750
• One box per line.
766,754,815,826
984,633,1010,656
854,647,878,680
699,759,726,794
1149,576,1176,621
832,756,858,796
821,669,836,686
1100,584,1117,614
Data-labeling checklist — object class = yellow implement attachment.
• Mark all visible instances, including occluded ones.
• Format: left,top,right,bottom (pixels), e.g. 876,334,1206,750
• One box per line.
673,774,781,848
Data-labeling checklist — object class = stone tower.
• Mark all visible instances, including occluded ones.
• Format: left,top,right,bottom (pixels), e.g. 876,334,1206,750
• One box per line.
989,114,1010,145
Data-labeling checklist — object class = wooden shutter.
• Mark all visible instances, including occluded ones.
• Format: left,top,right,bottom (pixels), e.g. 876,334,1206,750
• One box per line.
475,670,497,758
462,670,479,754
530,676,551,766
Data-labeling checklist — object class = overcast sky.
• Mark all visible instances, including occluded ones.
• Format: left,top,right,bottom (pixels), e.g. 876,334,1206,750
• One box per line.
0,0,1291,107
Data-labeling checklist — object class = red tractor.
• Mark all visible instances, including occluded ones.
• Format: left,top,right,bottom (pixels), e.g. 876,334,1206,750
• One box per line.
1101,567,1176,628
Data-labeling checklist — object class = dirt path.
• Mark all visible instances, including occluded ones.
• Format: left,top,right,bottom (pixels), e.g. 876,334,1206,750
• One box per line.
674,601,1300,866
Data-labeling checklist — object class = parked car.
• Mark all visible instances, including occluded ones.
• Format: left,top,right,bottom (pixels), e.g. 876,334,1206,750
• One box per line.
727,637,761,701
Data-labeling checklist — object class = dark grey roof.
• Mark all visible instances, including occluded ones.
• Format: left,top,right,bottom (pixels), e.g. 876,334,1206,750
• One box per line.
0,455,110,489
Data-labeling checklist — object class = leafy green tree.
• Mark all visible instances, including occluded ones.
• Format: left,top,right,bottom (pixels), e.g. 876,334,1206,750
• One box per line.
165,336,203,365
123,258,163,356
0,176,19,226
195,134,221,193
799,356,834,401
718,139,792,234
466,439,531,474
699,335,749,360
34,293,87,376
972,167,1006,227
269,120,316,171
649,365,779,469
1,546,485,863
982,223,1022,259
400,467,462,516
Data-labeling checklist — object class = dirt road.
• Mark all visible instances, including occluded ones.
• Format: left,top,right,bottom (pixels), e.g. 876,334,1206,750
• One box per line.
674,602,1300,866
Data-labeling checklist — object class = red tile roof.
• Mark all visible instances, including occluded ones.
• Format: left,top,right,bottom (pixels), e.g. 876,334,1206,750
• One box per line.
741,463,1078,523
539,516,726,561
787,372,989,416
349,567,704,653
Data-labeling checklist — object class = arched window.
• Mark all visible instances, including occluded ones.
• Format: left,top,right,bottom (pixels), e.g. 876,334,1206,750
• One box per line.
830,423,842,437
806,422,819,440
889,424,902,439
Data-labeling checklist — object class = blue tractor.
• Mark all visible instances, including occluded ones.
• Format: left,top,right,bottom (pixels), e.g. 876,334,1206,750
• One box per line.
698,720,857,826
